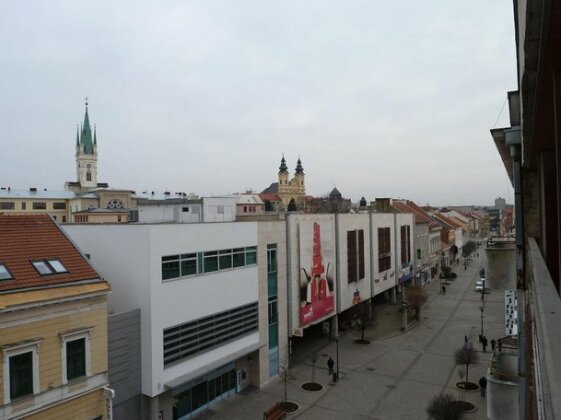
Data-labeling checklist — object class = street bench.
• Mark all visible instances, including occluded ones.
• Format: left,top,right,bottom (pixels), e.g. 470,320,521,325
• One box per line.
263,402,287,420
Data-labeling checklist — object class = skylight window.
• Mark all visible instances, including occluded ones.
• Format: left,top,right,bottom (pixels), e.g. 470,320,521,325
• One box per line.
31,259,68,275
47,259,67,273
0,264,12,280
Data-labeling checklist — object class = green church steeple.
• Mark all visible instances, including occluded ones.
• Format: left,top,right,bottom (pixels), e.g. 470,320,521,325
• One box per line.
79,100,94,154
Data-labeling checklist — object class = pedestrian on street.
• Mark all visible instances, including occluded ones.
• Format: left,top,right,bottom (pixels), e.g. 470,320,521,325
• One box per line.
327,357,334,375
442,285,446,295
479,376,487,397
491,339,496,351
482,336,488,352
466,338,473,350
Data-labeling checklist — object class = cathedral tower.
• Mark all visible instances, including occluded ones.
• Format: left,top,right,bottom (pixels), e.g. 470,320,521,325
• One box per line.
278,155,289,194
75,100,98,189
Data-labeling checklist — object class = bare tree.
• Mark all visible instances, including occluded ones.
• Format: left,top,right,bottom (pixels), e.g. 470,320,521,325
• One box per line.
426,393,461,420
353,302,372,343
454,347,480,385
310,353,318,383
279,359,290,402
407,285,428,319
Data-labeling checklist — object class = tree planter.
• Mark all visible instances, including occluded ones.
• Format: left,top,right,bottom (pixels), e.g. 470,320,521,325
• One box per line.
354,338,370,344
301,382,323,392
455,381,480,391
278,401,300,414
450,400,477,413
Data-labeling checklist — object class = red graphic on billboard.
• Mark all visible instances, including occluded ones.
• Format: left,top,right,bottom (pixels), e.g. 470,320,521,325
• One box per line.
299,222,335,326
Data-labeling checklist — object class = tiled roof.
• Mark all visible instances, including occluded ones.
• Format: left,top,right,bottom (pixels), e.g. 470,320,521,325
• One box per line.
391,200,435,225
0,215,100,292
391,201,428,224
432,213,463,229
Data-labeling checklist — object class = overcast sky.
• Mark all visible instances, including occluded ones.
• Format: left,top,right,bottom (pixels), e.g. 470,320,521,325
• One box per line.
0,1,516,206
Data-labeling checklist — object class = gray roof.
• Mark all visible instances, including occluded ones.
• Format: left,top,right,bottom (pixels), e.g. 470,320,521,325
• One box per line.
262,183,279,194
0,189,79,199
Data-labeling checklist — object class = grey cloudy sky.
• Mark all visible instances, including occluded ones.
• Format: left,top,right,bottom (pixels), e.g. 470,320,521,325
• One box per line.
1,0,516,206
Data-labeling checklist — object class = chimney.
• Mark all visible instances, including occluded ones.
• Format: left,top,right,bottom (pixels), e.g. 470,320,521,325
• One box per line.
375,197,392,213
30,187,37,192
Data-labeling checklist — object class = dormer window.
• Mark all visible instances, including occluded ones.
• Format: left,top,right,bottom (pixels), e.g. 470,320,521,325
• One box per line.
0,264,12,280
32,259,68,275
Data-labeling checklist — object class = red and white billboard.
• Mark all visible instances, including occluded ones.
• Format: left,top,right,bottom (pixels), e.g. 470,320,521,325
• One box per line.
298,221,335,326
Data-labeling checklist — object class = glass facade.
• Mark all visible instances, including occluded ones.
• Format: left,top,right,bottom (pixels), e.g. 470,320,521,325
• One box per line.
172,363,237,420
267,244,279,377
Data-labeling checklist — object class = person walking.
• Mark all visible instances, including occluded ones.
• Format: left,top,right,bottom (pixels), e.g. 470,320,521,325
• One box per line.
479,376,488,397
327,357,334,375
491,339,496,351
482,336,488,352
442,285,446,295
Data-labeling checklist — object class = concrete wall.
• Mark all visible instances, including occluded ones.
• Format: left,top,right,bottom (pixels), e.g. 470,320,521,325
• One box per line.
202,197,236,222
137,203,202,223
485,241,516,290
108,309,142,420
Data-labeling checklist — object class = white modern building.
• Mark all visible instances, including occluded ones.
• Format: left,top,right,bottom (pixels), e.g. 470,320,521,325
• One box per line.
63,222,265,419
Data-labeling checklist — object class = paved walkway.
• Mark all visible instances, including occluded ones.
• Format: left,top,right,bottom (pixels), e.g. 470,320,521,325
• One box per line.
207,250,502,419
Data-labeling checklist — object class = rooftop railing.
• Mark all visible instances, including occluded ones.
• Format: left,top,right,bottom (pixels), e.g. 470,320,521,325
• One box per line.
527,238,561,419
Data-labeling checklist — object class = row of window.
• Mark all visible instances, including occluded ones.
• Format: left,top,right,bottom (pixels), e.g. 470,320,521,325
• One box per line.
0,201,66,210
163,302,258,366
5,334,88,402
0,259,67,281
161,246,257,281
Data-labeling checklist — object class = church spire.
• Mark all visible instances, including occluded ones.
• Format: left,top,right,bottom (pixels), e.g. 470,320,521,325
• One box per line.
295,156,304,175
80,98,94,154
94,124,97,145
76,125,80,147
279,154,288,173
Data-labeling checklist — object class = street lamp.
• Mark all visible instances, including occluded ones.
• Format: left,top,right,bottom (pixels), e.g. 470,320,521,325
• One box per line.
480,280,486,339
335,336,340,381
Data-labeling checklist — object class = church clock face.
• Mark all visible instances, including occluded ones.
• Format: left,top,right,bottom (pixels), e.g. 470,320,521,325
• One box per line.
107,199,124,209
87,163,92,169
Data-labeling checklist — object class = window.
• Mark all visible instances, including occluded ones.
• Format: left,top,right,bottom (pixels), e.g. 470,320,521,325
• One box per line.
32,259,68,275
378,227,392,272
3,340,40,403
217,205,224,214
53,202,67,210
0,263,13,280
400,225,411,264
203,251,218,273
32,202,46,210
161,247,257,281
86,171,92,181
9,352,33,400
21,202,26,210
0,202,15,210
163,302,258,366
60,330,91,384
347,230,365,283
66,338,86,380
182,207,189,213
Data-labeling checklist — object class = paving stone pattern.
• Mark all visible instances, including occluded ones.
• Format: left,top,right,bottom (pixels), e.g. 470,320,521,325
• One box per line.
207,250,502,420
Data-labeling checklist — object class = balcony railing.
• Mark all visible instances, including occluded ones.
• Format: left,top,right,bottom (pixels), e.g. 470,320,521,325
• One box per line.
527,238,561,419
